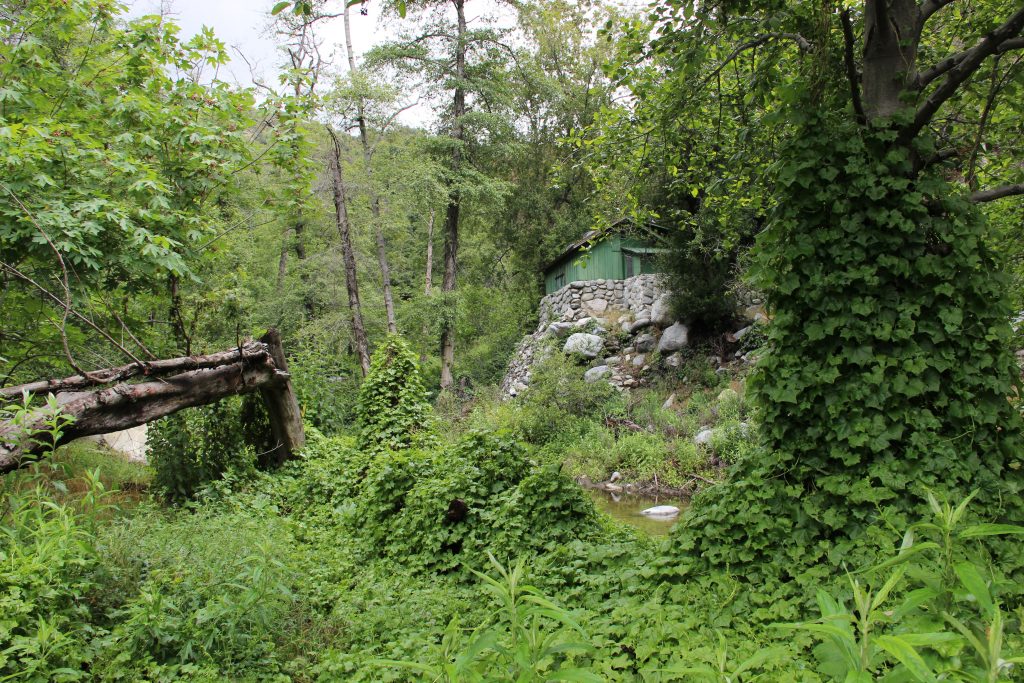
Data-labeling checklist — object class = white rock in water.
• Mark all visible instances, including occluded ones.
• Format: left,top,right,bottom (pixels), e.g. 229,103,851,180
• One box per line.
640,505,680,518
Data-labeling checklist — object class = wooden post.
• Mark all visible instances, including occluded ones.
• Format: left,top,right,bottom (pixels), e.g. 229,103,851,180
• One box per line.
258,328,305,466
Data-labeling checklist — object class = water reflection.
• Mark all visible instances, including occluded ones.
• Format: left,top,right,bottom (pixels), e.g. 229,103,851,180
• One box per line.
586,489,689,536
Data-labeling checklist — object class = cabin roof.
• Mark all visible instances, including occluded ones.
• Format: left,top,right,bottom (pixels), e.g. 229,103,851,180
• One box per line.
542,218,665,274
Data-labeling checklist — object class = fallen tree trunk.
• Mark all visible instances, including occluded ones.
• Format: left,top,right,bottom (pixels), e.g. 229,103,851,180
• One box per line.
0,330,305,474
0,341,269,401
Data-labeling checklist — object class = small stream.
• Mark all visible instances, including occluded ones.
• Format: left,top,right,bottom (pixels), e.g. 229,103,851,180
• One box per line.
586,489,689,536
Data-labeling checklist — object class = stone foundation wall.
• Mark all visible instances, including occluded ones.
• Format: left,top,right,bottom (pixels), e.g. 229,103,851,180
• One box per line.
539,274,665,327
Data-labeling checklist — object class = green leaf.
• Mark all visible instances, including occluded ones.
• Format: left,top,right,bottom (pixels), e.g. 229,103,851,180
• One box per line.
958,523,1024,539
874,635,936,682
953,562,993,616
271,1,291,15
546,668,604,682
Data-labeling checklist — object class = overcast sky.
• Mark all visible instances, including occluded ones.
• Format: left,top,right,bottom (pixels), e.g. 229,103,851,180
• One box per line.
125,0,649,128
125,0,517,128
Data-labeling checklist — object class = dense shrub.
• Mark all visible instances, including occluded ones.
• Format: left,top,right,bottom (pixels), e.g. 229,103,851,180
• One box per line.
94,506,296,680
662,218,747,335
355,336,435,452
288,351,360,435
148,396,269,502
338,430,602,573
0,476,105,680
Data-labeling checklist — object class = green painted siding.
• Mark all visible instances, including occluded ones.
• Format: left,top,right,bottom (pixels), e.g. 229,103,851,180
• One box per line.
544,235,662,294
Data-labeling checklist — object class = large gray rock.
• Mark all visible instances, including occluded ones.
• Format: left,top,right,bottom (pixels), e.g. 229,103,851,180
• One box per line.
658,322,689,352
584,365,611,382
564,333,605,359
651,294,673,326
635,333,656,353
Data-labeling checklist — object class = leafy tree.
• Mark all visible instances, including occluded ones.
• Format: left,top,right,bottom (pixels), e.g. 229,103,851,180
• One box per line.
0,1,254,378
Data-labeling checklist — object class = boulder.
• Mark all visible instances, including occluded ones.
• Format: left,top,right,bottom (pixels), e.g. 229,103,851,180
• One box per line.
584,365,611,383
662,392,677,409
651,293,673,326
586,298,609,314
664,353,683,368
717,388,738,403
635,333,656,353
694,428,714,446
609,470,622,483
658,323,689,353
564,333,604,359
632,354,646,367
627,318,653,334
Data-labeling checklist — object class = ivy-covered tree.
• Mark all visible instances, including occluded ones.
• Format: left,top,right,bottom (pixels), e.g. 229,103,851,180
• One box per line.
620,0,1024,577
355,335,434,452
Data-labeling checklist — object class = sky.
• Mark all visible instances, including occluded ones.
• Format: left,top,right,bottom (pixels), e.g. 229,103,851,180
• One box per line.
125,0,650,128
124,0,515,128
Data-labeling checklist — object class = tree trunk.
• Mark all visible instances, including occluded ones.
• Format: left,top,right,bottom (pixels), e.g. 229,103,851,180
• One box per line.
277,228,290,290
257,328,305,467
439,0,466,391
425,207,435,296
421,207,435,364
168,274,192,356
0,331,304,474
344,4,398,334
1,342,270,400
326,125,372,376
861,0,920,120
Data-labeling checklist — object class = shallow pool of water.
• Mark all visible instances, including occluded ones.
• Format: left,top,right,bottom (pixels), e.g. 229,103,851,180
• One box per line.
586,489,688,536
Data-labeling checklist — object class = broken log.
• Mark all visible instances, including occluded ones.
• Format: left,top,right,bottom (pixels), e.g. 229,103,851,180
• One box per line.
0,341,270,401
257,328,305,467
0,330,305,474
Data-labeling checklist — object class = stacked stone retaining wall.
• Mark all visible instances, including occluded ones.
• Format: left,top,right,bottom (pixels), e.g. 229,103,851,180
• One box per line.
538,274,664,326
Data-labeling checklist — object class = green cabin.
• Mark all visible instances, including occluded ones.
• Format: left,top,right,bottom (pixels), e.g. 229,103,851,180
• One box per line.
542,222,664,295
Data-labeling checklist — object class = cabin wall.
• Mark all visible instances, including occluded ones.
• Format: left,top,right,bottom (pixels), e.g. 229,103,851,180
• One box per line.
544,237,625,294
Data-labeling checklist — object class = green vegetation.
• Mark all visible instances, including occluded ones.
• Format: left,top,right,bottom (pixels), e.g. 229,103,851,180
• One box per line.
3,0,1024,680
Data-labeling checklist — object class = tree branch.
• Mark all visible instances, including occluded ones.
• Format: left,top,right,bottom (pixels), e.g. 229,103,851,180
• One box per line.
916,36,1024,90
699,33,811,90
917,0,957,32
900,5,1024,145
969,183,1024,203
